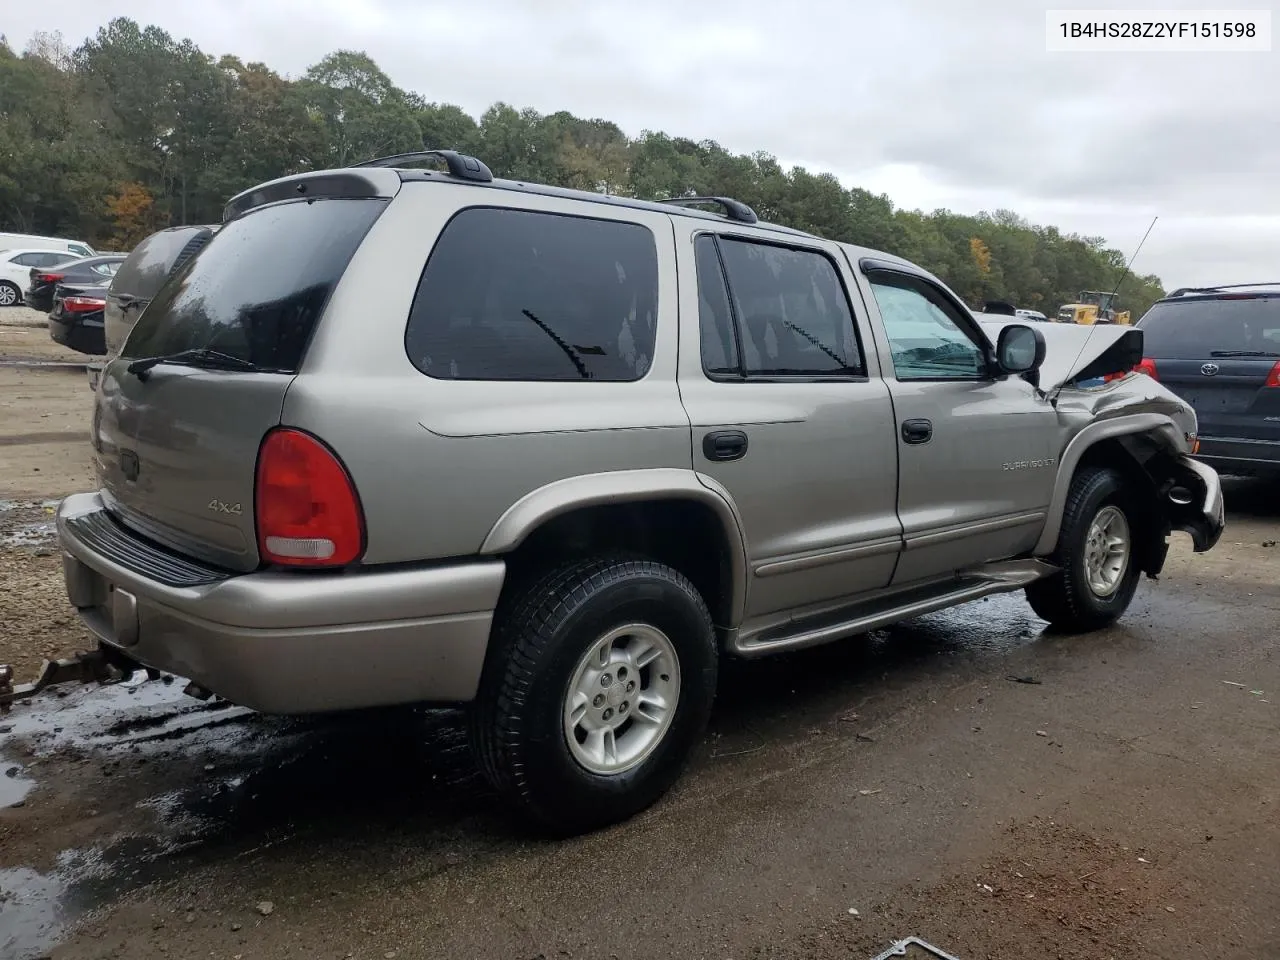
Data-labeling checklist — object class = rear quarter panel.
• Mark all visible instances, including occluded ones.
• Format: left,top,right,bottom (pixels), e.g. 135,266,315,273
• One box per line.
287,182,692,566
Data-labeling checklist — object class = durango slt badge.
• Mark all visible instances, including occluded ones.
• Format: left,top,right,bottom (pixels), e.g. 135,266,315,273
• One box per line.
1002,458,1057,471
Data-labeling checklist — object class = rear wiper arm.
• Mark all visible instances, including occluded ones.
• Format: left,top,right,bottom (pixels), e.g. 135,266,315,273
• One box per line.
127,348,259,381
1209,349,1280,357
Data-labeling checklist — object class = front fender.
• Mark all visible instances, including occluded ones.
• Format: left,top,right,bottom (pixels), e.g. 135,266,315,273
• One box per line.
1035,412,1185,556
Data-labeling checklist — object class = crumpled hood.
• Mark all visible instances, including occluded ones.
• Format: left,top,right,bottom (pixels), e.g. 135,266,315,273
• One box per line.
977,317,1139,391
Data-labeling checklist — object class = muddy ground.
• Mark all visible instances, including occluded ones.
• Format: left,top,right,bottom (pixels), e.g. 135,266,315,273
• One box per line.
1,313,1278,960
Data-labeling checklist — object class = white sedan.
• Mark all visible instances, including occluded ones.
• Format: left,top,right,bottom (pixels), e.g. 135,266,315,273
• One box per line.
0,247,82,306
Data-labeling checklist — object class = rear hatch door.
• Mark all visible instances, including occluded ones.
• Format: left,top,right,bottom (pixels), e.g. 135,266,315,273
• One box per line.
97,193,388,572
1137,294,1280,440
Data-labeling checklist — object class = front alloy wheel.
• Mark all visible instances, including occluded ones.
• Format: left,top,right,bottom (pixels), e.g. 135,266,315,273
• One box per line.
1025,465,1142,632
1083,504,1131,598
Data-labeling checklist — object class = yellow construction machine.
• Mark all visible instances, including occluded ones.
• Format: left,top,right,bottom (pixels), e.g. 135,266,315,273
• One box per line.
1055,290,1131,325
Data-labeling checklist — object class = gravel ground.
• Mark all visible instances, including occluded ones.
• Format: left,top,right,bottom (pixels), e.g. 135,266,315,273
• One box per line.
0,333,1278,960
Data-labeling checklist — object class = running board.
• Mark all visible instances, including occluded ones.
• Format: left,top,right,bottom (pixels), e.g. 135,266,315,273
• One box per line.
730,559,1058,658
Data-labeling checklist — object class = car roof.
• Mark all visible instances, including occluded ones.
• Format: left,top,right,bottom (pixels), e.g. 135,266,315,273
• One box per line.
222,149,958,292
1158,283,1280,303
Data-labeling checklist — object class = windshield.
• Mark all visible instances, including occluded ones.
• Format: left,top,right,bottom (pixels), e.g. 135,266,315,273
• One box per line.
121,197,387,371
1137,296,1280,359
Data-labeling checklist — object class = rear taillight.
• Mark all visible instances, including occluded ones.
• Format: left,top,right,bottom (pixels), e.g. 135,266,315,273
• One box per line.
62,296,107,313
34,273,64,284
1266,360,1280,388
254,428,365,567
1135,358,1159,380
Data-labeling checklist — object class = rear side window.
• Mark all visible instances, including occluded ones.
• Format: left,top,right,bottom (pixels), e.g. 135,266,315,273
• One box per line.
695,234,863,378
405,207,659,381
122,198,386,371
1139,297,1280,357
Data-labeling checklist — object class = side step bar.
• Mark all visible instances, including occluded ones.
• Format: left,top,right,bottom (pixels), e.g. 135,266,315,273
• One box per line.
730,559,1058,658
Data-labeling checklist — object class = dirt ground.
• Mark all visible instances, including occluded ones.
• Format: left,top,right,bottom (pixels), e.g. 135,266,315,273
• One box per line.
1,312,97,685
1,317,1279,960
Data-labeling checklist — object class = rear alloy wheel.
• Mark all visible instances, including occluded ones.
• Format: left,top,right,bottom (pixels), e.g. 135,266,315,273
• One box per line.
562,623,682,776
471,555,717,835
0,282,19,307
1026,466,1142,632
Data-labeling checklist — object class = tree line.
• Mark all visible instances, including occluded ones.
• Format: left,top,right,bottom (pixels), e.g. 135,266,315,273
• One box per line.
0,18,1166,315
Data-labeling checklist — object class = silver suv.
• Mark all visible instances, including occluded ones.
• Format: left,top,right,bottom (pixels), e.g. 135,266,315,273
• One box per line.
51,150,1225,834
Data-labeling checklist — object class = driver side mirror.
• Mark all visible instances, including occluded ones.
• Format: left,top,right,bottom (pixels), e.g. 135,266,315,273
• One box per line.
996,323,1046,377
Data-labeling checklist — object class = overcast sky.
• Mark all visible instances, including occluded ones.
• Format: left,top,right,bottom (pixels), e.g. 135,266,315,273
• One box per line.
7,0,1277,288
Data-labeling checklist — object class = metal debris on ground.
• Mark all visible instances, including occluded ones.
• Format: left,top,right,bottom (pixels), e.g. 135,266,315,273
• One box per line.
870,936,964,960
1006,675,1042,684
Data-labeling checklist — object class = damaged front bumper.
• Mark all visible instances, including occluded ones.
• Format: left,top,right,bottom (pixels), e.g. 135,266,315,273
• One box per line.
1168,455,1226,553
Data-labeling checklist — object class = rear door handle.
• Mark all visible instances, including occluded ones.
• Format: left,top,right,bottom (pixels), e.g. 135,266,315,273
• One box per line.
901,419,932,444
703,429,748,462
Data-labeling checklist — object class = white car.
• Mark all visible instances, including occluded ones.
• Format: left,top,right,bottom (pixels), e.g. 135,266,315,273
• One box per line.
0,248,82,306
0,232,95,259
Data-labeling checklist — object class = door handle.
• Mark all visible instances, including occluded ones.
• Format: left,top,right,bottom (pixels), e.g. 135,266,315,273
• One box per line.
703,429,748,462
901,418,932,444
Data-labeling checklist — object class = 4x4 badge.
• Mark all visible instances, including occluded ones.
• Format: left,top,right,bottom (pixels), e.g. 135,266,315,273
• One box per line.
1201,363,1220,376
207,499,243,516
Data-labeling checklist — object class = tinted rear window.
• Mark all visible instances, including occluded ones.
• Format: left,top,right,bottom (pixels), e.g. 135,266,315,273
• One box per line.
122,198,386,371
405,207,659,381
1139,296,1280,358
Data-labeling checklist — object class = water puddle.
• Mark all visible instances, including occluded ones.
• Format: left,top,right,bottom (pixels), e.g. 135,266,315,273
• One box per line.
0,836,201,960
0,865,67,960
1,760,35,809
0,499,59,549
2,674,262,756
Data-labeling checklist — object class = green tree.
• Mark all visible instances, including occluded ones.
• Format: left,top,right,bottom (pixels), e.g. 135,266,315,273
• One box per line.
0,17,1169,315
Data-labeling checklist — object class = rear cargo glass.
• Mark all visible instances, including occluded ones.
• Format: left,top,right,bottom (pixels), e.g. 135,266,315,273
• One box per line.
1138,297,1280,358
121,198,387,371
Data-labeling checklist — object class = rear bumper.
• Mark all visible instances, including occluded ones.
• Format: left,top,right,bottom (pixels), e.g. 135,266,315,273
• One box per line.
56,493,505,714
1195,436,1280,477
48,315,106,356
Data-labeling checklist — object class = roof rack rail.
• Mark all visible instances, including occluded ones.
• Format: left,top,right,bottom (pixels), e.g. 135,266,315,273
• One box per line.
351,149,493,183
1168,282,1280,297
656,196,758,225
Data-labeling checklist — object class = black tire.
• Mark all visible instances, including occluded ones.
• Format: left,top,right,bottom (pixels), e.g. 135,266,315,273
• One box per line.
470,555,718,835
1026,465,1142,632
0,281,20,308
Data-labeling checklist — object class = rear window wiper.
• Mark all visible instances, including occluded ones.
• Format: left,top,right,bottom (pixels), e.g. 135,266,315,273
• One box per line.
1209,349,1280,357
127,347,261,381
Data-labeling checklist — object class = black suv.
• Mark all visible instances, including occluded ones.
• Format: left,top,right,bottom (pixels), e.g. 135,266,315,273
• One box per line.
1135,284,1280,478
